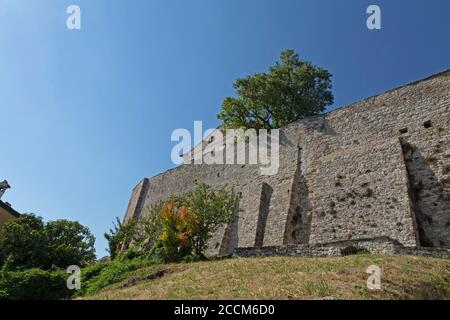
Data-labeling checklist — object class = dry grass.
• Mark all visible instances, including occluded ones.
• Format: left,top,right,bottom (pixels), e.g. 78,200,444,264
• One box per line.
82,255,449,300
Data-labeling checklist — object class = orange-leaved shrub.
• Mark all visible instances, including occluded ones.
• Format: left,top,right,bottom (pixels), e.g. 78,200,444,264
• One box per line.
158,198,198,261
106,184,237,262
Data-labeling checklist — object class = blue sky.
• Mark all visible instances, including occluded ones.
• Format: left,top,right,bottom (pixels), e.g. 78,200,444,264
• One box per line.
0,0,449,258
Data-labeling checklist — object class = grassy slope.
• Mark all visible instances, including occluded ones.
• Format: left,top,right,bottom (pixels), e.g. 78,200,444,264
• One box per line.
83,255,449,300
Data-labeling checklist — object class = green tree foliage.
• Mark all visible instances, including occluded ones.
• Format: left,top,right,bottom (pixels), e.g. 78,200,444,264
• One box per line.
0,214,96,271
105,209,163,260
45,220,96,268
185,184,237,256
0,214,96,300
104,217,147,260
0,214,47,270
104,217,128,261
218,49,334,130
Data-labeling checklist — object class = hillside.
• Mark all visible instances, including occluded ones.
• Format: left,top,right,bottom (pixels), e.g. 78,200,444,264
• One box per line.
82,255,449,300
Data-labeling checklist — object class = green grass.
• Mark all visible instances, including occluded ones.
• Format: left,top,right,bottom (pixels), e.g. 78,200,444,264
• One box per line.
80,255,450,300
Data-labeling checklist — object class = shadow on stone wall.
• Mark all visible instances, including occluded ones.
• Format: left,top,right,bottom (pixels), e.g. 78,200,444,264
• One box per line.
401,140,450,248
283,147,312,245
219,197,240,255
255,183,273,247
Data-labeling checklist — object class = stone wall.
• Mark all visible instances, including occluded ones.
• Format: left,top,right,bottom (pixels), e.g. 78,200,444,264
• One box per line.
123,178,149,223
234,238,450,260
306,138,418,247
123,69,450,254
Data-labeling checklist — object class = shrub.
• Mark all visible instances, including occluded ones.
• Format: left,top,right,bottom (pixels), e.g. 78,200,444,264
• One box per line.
0,268,72,300
157,198,197,262
80,257,158,296
185,184,237,256
104,217,136,260
81,262,107,285
105,206,163,260
105,184,238,262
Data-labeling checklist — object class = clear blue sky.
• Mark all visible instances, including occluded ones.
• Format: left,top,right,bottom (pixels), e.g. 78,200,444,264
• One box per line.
1,0,449,258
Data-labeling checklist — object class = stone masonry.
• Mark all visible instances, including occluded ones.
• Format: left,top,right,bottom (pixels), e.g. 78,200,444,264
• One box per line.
124,69,450,255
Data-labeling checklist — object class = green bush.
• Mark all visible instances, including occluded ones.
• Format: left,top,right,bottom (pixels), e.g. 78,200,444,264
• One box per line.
104,209,162,260
0,268,72,300
80,257,158,296
0,214,99,300
81,262,107,285
105,184,237,263
185,184,237,256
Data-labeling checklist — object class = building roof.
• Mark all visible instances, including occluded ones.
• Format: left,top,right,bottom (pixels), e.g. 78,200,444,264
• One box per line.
0,200,20,218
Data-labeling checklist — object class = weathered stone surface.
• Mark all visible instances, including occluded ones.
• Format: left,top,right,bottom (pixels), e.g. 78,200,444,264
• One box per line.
123,178,149,223
233,238,450,259
124,69,450,255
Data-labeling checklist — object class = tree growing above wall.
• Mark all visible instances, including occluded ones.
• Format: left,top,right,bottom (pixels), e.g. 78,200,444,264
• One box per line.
218,49,334,130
